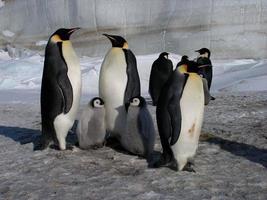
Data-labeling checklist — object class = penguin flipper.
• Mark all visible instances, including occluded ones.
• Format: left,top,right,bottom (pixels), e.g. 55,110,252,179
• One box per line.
56,42,73,114
202,78,212,105
123,49,141,103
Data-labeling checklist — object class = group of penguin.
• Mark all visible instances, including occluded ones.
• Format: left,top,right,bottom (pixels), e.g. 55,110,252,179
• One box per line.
36,27,214,172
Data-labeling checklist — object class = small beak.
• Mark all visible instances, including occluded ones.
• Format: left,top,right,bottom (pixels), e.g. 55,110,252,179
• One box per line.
103,33,115,41
195,49,200,53
68,27,81,35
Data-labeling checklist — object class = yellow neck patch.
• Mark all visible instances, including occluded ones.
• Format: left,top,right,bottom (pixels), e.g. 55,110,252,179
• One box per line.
51,35,63,43
122,42,129,49
178,64,188,73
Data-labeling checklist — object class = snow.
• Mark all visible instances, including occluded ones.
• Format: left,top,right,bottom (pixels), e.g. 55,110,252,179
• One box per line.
2,30,15,37
0,51,266,98
0,0,4,8
35,40,47,46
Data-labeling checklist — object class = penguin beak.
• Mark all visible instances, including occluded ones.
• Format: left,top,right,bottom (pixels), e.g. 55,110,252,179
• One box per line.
68,27,81,35
195,49,200,53
103,34,116,42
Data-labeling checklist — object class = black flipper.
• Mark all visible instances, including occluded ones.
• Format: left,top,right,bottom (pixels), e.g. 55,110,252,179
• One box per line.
123,49,141,104
155,70,188,166
57,42,73,114
202,78,212,105
196,57,213,90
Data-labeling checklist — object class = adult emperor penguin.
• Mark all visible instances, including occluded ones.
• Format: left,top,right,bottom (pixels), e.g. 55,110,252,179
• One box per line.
153,60,211,172
149,52,173,106
99,34,140,138
35,28,81,151
77,97,106,149
195,48,213,90
122,96,155,160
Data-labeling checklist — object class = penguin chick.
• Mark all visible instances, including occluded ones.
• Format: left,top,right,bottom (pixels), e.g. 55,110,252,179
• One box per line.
121,96,155,160
77,97,106,149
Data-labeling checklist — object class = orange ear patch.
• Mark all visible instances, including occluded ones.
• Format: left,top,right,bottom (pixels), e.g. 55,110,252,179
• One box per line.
51,35,63,43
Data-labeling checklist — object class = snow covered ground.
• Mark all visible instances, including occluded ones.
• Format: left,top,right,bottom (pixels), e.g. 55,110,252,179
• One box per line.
0,50,266,104
0,49,267,199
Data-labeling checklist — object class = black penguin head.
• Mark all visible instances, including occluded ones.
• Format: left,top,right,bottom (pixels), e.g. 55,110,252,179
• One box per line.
90,97,104,108
125,96,146,112
103,34,128,49
159,52,169,59
195,48,211,58
50,28,80,42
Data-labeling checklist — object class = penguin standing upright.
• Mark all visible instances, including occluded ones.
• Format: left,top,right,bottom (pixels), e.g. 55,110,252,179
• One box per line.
195,48,213,90
122,96,155,159
149,52,173,106
154,60,211,171
36,28,81,151
99,34,140,138
77,97,106,149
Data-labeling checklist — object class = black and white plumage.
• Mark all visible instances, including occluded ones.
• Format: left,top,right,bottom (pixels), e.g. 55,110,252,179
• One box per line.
99,34,140,138
36,28,81,151
121,96,155,159
77,97,106,149
154,61,210,171
149,52,173,106
195,48,213,90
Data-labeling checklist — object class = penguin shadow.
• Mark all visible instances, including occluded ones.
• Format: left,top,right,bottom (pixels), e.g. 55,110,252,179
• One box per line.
0,126,41,149
202,134,267,168
0,120,79,151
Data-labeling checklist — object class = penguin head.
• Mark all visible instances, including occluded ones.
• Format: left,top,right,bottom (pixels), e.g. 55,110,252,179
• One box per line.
103,34,128,49
159,52,169,59
125,96,146,112
50,28,80,42
90,97,104,108
195,48,211,58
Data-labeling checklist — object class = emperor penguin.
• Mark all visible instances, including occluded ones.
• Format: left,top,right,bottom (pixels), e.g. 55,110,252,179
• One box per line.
76,97,106,149
154,60,211,172
195,48,213,91
36,28,81,151
99,34,140,138
149,52,173,106
122,96,155,160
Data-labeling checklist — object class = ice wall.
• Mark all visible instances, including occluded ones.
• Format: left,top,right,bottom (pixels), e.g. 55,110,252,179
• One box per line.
0,0,266,59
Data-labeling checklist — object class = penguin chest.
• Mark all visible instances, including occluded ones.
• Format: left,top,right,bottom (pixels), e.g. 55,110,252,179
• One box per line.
171,74,204,161
61,41,81,120
99,48,128,132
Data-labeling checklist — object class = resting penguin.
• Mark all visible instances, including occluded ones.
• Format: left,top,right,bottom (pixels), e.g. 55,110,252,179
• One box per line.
149,52,173,106
122,96,155,160
76,97,106,149
99,34,140,138
153,61,211,172
35,28,81,151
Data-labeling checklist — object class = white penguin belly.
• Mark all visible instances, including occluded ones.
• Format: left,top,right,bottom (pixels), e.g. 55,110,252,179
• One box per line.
53,41,81,149
171,74,204,170
99,48,127,134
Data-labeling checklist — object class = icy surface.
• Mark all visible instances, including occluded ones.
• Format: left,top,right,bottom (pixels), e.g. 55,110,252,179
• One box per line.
0,0,4,8
2,30,14,37
35,41,47,47
0,92,266,199
0,0,266,58
0,53,267,97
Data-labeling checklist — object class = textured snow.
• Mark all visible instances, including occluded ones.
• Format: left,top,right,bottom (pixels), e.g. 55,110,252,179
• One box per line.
2,30,15,37
0,0,266,58
0,0,4,8
35,40,48,46
0,53,267,96
0,92,266,199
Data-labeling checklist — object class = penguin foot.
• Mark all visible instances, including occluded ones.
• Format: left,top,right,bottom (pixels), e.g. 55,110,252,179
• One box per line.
182,162,196,173
65,144,74,151
211,96,216,100
33,138,50,151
